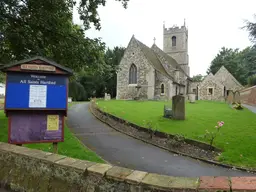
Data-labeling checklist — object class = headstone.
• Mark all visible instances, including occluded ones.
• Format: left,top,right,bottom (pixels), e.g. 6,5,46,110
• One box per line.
134,85,142,100
227,91,234,104
188,93,195,103
163,105,172,118
172,95,185,120
104,93,111,101
234,91,241,103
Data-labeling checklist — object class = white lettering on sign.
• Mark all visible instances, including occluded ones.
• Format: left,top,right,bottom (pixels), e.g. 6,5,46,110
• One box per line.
19,74,56,85
21,64,56,72
31,74,46,79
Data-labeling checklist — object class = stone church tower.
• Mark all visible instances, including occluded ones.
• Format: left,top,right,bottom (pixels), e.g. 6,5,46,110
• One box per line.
163,21,190,77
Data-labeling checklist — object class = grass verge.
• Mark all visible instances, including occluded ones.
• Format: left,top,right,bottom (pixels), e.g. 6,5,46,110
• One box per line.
97,100,256,168
0,103,104,163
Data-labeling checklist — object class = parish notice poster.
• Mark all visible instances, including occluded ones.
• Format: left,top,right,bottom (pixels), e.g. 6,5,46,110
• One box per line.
29,85,47,108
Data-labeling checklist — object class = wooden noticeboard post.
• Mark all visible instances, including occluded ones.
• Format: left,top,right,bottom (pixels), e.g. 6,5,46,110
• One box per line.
0,57,73,153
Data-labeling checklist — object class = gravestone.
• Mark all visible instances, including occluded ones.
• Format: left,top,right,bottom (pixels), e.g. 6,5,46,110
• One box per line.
234,91,241,103
68,97,72,103
104,93,111,101
188,93,196,103
226,91,234,105
134,85,142,100
172,95,185,120
163,105,172,118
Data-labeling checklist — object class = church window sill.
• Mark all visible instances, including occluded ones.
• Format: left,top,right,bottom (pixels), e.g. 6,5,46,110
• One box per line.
128,84,137,87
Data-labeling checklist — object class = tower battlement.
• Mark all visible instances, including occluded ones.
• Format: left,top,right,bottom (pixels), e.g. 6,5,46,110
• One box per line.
164,25,187,33
163,21,189,76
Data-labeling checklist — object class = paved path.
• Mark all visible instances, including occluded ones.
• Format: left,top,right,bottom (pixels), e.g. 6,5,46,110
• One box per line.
67,103,254,177
243,104,256,113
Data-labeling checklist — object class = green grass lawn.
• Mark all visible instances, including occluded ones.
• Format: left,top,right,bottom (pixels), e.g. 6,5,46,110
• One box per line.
0,102,104,163
97,100,256,168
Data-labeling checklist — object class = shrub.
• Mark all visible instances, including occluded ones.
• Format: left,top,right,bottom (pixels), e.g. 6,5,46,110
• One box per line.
168,134,185,148
204,121,224,148
232,102,243,110
69,81,87,101
143,120,158,139
247,74,256,86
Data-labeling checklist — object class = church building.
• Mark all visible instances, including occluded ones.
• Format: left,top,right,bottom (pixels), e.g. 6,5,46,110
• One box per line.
116,22,191,100
191,66,243,101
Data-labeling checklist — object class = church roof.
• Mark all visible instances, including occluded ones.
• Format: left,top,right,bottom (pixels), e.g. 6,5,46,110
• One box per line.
214,66,243,89
199,72,224,88
151,44,189,78
134,38,174,81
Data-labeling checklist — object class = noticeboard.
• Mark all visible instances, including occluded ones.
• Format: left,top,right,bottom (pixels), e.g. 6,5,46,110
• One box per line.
9,112,64,144
5,72,67,109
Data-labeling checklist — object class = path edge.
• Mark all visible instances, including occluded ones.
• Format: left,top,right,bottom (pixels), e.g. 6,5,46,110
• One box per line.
65,104,111,165
89,102,255,174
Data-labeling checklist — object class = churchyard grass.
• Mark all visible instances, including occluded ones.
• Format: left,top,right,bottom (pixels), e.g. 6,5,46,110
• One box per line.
0,104,104,163
97,100,256,168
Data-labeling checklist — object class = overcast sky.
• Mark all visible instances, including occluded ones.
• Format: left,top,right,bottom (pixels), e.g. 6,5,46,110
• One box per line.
73,0,255,76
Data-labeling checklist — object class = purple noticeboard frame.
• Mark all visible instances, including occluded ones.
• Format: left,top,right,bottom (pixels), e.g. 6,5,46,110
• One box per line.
8,111,64,144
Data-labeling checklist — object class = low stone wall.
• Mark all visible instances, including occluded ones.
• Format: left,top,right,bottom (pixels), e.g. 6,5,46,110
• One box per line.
90,102,256,173
92,103,220,151
240,85,256,106
90,102,223,160
0,143,255,192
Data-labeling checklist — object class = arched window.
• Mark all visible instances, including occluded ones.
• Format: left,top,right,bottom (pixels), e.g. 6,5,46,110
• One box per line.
129,64,137,84
172,36,176,47
161,84,165,94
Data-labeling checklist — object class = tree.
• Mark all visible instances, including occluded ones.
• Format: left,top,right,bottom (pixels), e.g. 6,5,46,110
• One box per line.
207,47,249,85
248,74,256,86
0,0,129,72
0,72,4,83
74,46,125,100
68,81,87,101
78,0,129,30
104,46,126,97
243,15,256,44
207,47,240,74
191,74,204,82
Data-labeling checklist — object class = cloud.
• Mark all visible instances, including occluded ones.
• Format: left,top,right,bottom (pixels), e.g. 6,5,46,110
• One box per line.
73,0,255,76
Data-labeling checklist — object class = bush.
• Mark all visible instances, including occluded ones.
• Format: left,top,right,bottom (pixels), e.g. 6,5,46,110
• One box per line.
69,81,87,101
232,102,243,110
168,134,185,148
247,74,256,86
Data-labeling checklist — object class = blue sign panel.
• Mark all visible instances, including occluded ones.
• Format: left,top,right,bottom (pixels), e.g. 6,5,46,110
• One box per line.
5,72,67,109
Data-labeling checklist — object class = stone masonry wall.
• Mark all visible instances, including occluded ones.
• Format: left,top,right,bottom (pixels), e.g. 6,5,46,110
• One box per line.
0,143,255,191
240,85,256,106
214,66,243,91
151,45,186,97
163,25,189,77
116,37,154,100
154,71,172,100
199,75,224,101
189,82,200,94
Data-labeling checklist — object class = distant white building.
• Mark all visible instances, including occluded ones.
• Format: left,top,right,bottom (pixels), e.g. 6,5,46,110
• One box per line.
0,83,5,96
